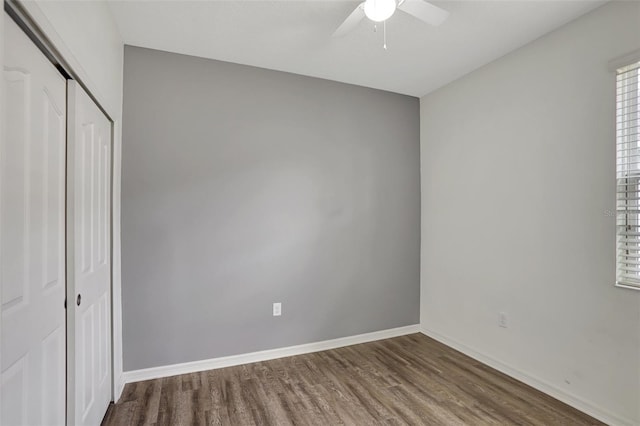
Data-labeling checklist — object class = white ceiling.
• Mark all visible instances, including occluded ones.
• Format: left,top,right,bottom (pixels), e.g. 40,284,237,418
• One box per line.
107,0,606,97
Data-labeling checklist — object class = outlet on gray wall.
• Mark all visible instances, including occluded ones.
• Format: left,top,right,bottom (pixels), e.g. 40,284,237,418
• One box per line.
121,46,420,371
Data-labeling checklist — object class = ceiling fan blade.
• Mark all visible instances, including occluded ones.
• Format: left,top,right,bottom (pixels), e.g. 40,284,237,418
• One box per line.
332,3,366,37
398,0,450,26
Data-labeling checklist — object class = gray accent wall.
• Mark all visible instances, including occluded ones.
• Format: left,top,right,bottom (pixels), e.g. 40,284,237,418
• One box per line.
121,46,420,371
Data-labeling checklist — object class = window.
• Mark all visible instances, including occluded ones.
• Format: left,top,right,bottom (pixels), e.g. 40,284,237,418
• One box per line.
616,60,640,290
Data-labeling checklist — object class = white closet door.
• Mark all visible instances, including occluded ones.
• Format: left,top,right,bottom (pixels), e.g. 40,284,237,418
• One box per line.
1,14,67,426
67,81,112,426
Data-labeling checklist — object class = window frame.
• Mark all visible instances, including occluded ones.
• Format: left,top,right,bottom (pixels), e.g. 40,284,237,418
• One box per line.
615,60,640,291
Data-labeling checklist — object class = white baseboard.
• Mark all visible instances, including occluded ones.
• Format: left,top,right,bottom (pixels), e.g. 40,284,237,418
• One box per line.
421,327,635,426
122,324,420,384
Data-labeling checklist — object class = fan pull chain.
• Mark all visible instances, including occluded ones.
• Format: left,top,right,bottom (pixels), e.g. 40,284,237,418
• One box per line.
383,20,387,50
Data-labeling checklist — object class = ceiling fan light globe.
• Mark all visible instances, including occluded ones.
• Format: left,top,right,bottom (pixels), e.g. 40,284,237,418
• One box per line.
363,0,396,22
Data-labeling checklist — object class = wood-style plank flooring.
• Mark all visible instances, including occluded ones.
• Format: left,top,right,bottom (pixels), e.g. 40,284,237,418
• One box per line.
103,334,603,425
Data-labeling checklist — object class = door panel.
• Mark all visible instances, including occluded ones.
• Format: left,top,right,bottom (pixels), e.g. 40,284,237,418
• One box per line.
67,81,112,426
1,14,66,426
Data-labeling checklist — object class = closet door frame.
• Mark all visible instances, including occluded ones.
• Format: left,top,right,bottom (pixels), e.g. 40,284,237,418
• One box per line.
0,9,4,424
0,1,119,422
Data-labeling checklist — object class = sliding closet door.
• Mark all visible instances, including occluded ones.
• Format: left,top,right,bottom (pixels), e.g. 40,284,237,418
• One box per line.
67,81,112,426
1,14,67,426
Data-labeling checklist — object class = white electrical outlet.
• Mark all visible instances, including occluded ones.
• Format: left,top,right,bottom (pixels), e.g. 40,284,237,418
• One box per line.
498,312,508,328
273,302,282,317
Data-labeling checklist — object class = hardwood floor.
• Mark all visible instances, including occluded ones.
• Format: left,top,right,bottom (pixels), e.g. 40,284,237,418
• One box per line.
103,334,603,425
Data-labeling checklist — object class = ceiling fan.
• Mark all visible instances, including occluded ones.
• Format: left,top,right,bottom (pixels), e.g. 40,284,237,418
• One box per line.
333,0,450,38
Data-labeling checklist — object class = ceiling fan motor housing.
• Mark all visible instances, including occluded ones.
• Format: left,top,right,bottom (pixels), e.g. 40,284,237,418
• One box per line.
364,0,397,22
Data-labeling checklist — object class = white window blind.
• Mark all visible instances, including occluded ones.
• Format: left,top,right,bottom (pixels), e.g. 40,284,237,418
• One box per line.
616,61,640,290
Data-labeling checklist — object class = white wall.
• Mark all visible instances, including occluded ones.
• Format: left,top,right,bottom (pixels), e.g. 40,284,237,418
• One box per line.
420,2,640,425
16,0,125,399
